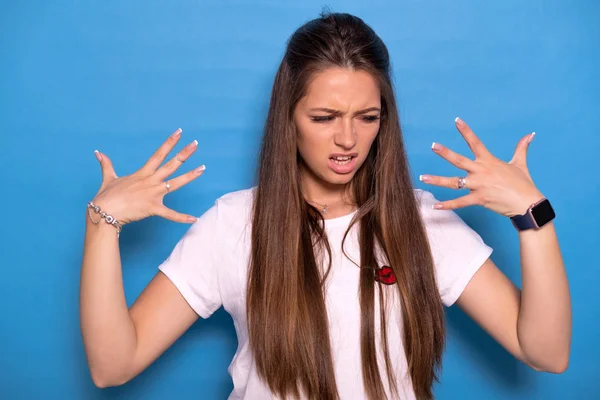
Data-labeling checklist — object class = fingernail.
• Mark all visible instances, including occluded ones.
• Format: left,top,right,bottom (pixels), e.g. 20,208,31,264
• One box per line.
195,165,206,174
172,128,182,138
419,174,431,182
431,142,442,151
94,150,102,162
455,117,463,126
433,203,444,209
193,139,198,147
528,132,536,143
187,216,198,222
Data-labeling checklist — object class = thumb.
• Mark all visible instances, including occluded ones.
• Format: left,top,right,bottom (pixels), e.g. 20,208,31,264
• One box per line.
509,132,535,166
95,150,118,186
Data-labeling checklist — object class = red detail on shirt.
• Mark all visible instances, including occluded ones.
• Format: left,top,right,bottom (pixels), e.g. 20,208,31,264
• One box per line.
375,266,397,285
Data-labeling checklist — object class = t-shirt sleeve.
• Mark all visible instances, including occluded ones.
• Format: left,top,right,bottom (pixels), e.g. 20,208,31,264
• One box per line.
158,201,222,319
417,190,494,307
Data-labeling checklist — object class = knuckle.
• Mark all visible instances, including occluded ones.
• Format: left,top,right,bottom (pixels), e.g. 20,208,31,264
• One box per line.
154,150,168,161
479,192,489,206
449,151,459,162
177,152,189,162
172,212,183,222
148,203,159,215
163,158,175,170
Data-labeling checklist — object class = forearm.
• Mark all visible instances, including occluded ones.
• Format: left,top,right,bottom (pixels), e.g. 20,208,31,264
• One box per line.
80,215,137,386
516,220,571,372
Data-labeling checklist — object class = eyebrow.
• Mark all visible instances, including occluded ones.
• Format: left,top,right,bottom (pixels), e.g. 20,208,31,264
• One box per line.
308,107,381,116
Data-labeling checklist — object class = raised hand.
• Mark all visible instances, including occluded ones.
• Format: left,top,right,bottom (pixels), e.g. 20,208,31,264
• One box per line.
91,128,206,225
419,117,545,217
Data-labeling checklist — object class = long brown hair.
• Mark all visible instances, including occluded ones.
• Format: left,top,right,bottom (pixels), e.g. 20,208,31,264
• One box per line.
247,12,445,400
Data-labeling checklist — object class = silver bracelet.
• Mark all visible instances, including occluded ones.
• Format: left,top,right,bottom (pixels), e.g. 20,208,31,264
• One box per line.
87,201,123,237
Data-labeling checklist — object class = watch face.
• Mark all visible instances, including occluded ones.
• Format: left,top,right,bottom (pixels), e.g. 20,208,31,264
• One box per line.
531,199,555,227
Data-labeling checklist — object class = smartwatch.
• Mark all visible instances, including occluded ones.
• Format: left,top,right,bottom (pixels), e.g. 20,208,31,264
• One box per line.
510,198,555,231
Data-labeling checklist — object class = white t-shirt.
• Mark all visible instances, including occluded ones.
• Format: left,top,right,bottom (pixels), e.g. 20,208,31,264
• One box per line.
158,187,493,399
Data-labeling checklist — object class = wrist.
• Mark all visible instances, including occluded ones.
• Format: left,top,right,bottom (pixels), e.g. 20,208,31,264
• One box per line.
90,197,127,224
510,191,545,217
510,195,555,231
87,200,124,237
85,214,120,234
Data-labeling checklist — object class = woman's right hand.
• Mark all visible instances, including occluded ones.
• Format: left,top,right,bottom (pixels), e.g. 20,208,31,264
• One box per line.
90,128,205,225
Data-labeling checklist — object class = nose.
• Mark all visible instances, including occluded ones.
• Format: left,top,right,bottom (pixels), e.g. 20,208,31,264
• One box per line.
334,118,356,150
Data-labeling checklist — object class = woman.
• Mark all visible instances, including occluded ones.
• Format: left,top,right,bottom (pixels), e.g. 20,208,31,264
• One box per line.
80,12,571,400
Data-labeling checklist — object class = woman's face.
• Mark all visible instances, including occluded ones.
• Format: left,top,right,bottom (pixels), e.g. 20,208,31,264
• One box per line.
294,67,381,189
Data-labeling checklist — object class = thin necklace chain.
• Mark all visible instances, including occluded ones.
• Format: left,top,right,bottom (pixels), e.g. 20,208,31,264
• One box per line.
306,199,329,214
306,199,357,215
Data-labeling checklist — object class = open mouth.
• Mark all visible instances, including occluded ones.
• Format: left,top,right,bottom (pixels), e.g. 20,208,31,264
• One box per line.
330,155,354,165
328,154,358,174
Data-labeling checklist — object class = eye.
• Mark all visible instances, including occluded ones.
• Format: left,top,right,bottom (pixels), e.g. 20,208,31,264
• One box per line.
310,115,335,123
361,115,380,123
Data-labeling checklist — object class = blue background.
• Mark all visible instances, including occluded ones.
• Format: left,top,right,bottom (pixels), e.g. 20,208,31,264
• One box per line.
1,0,598,399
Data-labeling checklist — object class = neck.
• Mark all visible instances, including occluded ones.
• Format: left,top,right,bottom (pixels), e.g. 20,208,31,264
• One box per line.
301,169,356,218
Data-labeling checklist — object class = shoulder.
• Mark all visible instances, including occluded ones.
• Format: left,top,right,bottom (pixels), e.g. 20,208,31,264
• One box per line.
412,188,438,217
412,188,490,252
413,188,434,203
211,186,256,231
215,186,256,209
412,188,470,233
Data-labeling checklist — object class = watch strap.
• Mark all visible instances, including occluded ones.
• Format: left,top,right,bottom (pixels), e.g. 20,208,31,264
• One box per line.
510,212,537,231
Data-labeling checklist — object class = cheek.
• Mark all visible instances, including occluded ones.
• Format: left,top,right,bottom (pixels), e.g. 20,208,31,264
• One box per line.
358,123,380,149
297,122,330,160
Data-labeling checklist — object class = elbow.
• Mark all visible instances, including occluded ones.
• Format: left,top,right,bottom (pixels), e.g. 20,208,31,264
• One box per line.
542,358,569,374
529,354,570,374
90,368,132,388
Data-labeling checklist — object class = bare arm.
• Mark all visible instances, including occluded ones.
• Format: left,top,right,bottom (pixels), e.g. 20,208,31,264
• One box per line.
457,221,571,373
80,216,136,386
423,118,571,373
80,218,199,387
80,129,206,387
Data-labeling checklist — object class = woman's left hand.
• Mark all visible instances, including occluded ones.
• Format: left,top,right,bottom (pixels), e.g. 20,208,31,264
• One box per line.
419,117,545,217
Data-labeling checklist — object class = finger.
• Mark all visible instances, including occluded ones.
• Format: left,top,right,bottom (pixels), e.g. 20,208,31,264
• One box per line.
432,193,479,210
95,150,118,186
419,174,476,190
154,205,198,224
431,142,478,172
454,117,491,159
509,132,535,166
139,128,182,176
163,164,206,193
154,139,198,181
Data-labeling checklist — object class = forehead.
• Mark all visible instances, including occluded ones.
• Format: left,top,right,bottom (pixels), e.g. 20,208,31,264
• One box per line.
300,68,381,108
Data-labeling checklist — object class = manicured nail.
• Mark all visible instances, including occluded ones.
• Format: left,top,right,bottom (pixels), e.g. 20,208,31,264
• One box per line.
431,142,442,151
433,203,444,209
172,128,182,138
195,165,206,173
94,150,102,162
193,139,198,146
419,174,431,183
528,132,536,143
187,216,198,222
455,117,463,126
